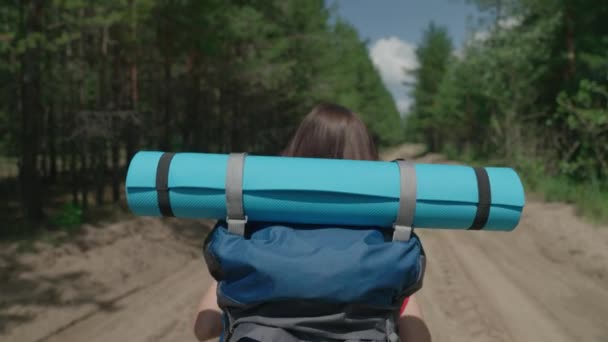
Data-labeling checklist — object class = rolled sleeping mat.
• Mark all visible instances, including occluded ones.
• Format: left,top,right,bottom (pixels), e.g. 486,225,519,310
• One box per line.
126,151,525,235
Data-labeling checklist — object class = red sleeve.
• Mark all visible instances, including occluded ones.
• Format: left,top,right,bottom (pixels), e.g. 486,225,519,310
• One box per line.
399,297,410,315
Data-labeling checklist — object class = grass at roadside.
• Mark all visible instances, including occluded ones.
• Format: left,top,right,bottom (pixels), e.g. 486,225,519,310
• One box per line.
442,147,608,225
0,175,131,250
521,164,608,224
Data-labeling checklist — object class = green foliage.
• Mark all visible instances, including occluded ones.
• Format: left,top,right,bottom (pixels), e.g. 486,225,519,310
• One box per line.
518,158,608,224
312,19,403,145
0,0,403,229
50,203,83,231
408,0,608,222
405,23,453,149
555,79,608,181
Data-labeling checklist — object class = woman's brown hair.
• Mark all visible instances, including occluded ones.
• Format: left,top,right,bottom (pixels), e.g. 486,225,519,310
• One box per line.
282,103,379,161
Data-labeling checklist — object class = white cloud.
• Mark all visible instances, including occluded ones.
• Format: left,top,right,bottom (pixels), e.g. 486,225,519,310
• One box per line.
470,16,521,43
369,36,418,114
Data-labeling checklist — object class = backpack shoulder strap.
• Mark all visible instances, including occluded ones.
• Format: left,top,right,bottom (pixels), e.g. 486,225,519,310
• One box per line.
393,160,417,242
226,153,247,235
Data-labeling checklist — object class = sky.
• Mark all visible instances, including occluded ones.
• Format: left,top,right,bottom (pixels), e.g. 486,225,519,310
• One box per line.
327,0,480,114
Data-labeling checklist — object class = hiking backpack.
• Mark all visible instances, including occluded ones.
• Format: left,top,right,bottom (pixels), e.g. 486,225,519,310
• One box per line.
204,219,426,342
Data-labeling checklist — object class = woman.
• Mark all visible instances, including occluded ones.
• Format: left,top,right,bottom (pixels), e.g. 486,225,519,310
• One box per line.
193,103,431,341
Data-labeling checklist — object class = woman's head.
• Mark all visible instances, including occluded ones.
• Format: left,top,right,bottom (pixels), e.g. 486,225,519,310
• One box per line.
282,103,378,161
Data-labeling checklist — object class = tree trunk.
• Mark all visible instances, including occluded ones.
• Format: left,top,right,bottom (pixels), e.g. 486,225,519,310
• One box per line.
126,0,139,164
57,144,63,178
111,137,120,203
221,84,233,152
71,146,78,205
41,109,48,181
48,102,57,183
80,145,89,212
564,5,576,80
125,63,138,164
96,26,108,207
185,53,201,150
110,47,122,203
19,0,44,226
161,54,171,151
230,90,241,152
94,140,105,206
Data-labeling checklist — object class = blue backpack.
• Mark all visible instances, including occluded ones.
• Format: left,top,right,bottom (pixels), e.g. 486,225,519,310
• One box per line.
122,152,522,340
203,219,426,342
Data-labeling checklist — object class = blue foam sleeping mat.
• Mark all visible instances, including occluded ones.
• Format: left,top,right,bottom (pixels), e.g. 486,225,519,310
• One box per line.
126,151,525,231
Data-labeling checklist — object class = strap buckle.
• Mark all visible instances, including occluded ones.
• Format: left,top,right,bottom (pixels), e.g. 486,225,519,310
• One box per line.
392,223,412,242
227,215,248,236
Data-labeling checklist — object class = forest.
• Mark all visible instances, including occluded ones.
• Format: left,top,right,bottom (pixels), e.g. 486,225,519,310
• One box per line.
407,0,608,221
0,0,402,233
2,0,607,234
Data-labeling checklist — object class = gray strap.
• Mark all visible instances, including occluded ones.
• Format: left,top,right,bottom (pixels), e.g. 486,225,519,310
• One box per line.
393,160,417,241
229,323,300,342
226,153,247,236
386,318,400,342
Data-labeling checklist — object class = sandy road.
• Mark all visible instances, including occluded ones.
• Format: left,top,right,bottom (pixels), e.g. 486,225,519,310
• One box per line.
40,259,212,342
416,201,608,342
2,147,608,342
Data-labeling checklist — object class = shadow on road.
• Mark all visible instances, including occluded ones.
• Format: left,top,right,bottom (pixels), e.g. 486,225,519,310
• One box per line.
0,216,214,334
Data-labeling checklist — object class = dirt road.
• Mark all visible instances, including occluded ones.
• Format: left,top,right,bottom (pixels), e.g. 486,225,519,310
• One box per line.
2,148,608,342
416,202,608,342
